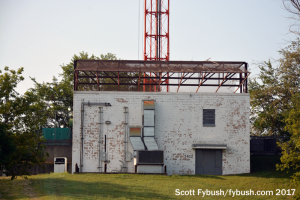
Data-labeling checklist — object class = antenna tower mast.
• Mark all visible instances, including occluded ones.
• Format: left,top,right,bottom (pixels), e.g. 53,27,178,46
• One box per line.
143,0,169,92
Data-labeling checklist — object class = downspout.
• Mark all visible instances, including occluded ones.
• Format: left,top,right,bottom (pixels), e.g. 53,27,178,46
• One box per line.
80,101,84,172
98,107,103,172
124,107,129,172
80,101,111,173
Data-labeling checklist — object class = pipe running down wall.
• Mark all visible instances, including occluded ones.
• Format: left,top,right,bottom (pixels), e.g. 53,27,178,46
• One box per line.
98,107,103,172
80,101,111,172
124,107,129,172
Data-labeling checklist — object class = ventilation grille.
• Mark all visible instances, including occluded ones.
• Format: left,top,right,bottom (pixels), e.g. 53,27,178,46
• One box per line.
136,150,164,164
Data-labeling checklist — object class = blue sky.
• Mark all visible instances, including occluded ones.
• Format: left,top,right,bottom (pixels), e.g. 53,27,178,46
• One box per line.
0,0,297,93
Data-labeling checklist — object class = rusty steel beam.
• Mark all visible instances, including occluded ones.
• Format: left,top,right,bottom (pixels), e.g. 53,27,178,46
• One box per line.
76,75,246,80
201,73,215,85
82,71,98,84
196,73,207,93
77,82,240,87
75,60,249,73
222,73,235,84
73,60,250,92
181,73,195,84
102,76,242,80
102,71,118,84
118,72,120,91
138,72,141,91
82,71,97,83
234,73,251,93
74,71,78,91
110,72,119,82
158,72,162,91
215,73,228,93
176,73,185,92
96,72,100,91
122,72,139,85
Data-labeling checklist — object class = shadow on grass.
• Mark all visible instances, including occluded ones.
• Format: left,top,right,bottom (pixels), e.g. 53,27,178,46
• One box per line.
29,175,172,200
237,155,296,179
236,170,295,179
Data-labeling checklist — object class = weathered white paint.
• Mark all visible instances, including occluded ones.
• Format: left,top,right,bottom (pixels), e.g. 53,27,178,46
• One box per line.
72,91,250,175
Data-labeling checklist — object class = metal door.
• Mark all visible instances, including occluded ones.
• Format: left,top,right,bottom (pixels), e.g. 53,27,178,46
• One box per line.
196,149,222,175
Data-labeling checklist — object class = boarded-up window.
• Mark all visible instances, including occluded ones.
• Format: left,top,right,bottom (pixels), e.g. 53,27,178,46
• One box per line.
203,109,215,127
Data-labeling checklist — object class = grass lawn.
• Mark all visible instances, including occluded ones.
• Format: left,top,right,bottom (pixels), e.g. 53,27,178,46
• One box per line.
0,170,298,200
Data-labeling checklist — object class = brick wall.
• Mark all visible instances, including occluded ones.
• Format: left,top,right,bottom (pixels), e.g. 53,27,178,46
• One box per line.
72,91,250,175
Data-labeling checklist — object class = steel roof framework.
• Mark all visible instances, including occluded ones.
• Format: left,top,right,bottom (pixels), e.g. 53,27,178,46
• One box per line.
74,60,250,93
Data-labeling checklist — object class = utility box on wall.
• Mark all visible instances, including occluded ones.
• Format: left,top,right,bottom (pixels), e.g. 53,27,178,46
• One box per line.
54,157,67,173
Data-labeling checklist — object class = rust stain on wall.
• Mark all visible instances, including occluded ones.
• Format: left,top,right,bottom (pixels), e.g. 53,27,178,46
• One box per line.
116,98,128,103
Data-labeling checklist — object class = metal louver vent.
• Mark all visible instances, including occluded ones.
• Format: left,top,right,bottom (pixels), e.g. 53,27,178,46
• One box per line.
136,150,163,164
203,109,215,126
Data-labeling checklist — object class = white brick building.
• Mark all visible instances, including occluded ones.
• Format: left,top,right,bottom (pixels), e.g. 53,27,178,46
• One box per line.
72,91,250,175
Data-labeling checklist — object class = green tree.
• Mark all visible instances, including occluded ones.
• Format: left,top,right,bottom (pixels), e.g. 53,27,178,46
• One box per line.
0,123,16,176
30,52,120,127
250,41,300,189
30,76,73,128
0,67,48,180
0,67,24,126
249,61,287,136
277,93,300,182
249,41,300,137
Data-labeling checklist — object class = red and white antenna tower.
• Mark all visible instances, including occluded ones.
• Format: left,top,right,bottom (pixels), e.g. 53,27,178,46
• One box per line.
143,0,169,92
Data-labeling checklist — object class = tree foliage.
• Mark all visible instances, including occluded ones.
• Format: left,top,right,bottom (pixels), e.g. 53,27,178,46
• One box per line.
0,123,16,175
250,41,300,186
277,94,300,183
0,67,48,180
0,67,25,126
30,52,122,128
249,61,289,136
30,76,73,128
249,42,300,137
